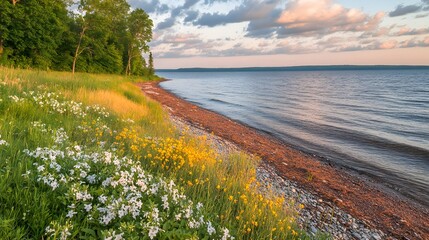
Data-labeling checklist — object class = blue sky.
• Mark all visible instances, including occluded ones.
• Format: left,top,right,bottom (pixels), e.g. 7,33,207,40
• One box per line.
128,0,429,68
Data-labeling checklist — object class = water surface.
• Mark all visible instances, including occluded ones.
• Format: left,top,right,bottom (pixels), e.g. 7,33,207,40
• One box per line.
159,70,429,206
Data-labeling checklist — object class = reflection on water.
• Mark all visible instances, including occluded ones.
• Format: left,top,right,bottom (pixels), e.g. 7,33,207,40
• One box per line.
160,70,429,206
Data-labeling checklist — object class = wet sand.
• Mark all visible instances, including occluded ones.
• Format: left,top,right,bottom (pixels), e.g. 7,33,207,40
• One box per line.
138,81,429,239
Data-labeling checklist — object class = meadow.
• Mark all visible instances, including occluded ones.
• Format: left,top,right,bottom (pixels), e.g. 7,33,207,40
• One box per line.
0,67,317,239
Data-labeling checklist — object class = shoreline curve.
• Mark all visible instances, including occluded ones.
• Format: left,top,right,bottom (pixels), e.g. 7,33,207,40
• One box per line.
138,81,429,239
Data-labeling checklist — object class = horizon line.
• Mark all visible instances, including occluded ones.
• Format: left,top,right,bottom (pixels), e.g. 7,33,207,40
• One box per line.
156,64,429,72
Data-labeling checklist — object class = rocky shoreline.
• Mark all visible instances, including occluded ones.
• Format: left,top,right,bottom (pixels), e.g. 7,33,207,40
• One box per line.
171,116,386,240
139,81,429,239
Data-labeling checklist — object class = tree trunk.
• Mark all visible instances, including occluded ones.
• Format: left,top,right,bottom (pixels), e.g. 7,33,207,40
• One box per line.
126,47,133,76
72,26,87,75
12,0,20,6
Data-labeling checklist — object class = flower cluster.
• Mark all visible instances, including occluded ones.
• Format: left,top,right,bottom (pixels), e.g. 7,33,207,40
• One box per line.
2,86,304,239
11,91,111,119
24,125,233,239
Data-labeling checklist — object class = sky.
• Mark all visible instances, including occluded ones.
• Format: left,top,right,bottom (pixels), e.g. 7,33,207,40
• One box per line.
127,0,429,69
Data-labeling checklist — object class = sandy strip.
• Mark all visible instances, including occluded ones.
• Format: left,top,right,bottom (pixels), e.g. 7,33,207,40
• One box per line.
138,81,428,239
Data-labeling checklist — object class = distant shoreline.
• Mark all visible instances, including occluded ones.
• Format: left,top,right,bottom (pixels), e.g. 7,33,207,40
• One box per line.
156,65,429,72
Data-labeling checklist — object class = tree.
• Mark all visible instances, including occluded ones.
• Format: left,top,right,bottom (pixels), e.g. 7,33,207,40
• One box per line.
0,0,69,68
125,9,153,76
0,0,155,74
148,51,154,76
72,0,130,74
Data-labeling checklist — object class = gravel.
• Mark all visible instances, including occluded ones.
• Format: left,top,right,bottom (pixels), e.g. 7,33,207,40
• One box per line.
170,116,390,239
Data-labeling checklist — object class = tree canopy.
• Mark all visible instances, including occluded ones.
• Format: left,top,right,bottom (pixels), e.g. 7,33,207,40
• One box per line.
0,0,154,76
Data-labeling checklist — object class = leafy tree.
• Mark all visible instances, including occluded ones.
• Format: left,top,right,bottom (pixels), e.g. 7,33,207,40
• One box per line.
72,0,130,74
1,0,155,76
0,0,69,69
125,9,153,76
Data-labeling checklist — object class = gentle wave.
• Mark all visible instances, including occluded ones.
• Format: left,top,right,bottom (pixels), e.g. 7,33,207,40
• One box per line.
160,69,429,206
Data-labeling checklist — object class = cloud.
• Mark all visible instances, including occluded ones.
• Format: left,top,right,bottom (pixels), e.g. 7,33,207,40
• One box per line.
273,0,383,37
150,33,224,58
415,13,429,18
184,11,199,22
203,0,231,5
399,37,429,48
154,0,204,29
195,0,279,27
157,17,176,29
378,40,398,49
389,4,422,17
128,0,169,14
184,0,199,8
148,0,429,60
393,27,429,36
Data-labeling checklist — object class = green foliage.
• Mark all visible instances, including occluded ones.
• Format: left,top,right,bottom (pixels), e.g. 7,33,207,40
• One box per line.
0,0,154,77
148,52,155,76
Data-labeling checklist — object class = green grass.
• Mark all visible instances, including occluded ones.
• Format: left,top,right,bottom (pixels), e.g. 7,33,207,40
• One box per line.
0,67,321,239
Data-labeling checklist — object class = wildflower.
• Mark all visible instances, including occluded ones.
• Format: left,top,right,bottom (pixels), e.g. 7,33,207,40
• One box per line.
87,174,97,184
196,202,203,211
207,221,216,235
148,226,159,239
9,95,24,102
75,190,93,201
84,204,92,212
66,209,77,218
221,227,234,240
161,195,169,210
0,134,8,146
45,226,55,234
21,170,31,177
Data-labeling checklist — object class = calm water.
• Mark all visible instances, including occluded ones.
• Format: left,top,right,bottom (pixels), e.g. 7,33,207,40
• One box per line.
159,70,429,206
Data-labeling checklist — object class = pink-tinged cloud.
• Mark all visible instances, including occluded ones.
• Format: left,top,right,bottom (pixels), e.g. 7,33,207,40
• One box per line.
394,27,429,36
379,40,398,49
275,0,384,35
277,0,365,27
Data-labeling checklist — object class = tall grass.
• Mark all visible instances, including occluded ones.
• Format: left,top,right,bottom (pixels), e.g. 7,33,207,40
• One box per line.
0,67,318,239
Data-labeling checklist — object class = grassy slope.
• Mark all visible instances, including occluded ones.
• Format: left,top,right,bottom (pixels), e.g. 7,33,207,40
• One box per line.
0,67,317,239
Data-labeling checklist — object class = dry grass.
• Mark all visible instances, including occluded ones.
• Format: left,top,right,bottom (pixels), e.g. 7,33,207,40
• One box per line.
66,88,149,121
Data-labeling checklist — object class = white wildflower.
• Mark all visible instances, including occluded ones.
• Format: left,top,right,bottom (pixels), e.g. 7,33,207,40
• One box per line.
221,227,234,240
196,202,203,211
136,179,147,192
161,195,169,210
102,177,112,187
149,184,158,194
148,226,159,239
86,174,97,184
66,210,77,218
151,206,159,222
207,221,216,235
37,165,45,172
0,135,8,146
45,225,55,234
54,128,68,145
21,170,31,177
9,95,24,102
75,190,92,201
84,204,92,212
98,195,108,204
